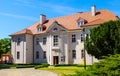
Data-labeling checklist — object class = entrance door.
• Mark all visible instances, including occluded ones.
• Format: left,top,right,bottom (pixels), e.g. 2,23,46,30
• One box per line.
53,56,59,65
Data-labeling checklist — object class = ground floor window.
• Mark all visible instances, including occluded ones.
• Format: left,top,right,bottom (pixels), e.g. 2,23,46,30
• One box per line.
36,51,39,59
81,50,84,59
72,50,76,59
43,51,46,59
17,51,20,59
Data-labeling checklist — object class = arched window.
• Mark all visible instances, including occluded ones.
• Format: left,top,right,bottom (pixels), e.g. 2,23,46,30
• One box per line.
53,28,58,31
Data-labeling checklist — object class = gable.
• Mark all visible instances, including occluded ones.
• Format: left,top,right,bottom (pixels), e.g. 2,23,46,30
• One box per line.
46,21,67,33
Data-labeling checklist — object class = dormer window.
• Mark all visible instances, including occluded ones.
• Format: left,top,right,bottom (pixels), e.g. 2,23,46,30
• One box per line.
77,21,84,27
37,25,42,32
77,17,86,27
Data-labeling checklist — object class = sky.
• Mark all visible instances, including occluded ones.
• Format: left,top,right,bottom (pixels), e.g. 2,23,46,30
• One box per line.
0,0,120,39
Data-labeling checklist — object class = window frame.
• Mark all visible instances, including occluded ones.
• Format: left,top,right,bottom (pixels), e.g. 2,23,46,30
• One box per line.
81,33,84,42
36,51,39,59
43,51,46,59
43,37,47,45
17,51,20,59
36,38,39,45
77,21,84,27
72,50,76,59
81,50,84,59
72,34,76,43
17,38,21,45
53,35,59,46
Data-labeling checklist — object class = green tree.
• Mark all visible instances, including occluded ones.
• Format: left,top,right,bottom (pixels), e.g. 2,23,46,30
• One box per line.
0,38,11,57
85,20,120,59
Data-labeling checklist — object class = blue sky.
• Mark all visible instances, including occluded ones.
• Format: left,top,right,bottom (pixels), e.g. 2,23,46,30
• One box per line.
0,0,120,39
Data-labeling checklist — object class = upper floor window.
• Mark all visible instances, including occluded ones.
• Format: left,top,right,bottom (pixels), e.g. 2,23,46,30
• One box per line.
72,34,76,43
36,38,39,45
53,35,59,46
43,37,46,45
81,34,84,42
17,51,20,59
81,50,84,59
53,28,58,31
37,25,42,32
43,51,46,59
17,38,21,45
72,50,76,59
36,51,39,59
77,21,84,27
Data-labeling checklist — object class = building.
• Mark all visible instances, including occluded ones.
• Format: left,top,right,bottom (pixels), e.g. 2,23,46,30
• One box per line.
10,6,118,65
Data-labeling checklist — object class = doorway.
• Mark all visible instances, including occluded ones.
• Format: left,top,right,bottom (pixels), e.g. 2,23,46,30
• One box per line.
53,56,59,65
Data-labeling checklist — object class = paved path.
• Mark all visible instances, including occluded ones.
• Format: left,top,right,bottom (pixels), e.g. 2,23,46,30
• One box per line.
0,68,59,76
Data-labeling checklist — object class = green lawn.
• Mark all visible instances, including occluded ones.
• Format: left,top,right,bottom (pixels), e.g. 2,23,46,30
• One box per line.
38,66,85,76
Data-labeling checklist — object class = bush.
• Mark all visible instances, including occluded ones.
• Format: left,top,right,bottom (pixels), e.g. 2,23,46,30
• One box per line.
0,64,10,69
16,65,34,68
54,64,91,67
35,63,49,69
70,54,120,76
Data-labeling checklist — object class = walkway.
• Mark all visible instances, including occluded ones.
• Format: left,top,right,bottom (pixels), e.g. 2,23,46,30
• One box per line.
0,68,59,76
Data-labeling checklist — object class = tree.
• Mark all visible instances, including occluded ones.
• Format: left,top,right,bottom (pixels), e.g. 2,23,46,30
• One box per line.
0,38,11,57
85,20,120,59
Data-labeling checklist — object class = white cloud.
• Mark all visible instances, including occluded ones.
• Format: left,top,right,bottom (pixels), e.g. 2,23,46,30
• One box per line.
0,12,38,21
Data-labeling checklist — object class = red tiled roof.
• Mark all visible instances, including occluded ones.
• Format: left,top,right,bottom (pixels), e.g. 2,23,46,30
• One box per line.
10,28,32,36
10,10,118,36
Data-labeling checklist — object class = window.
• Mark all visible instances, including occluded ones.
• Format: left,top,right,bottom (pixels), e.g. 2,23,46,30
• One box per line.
81,50,84,59
37,25,42,32
36,51,39,59
72,34,76,43
17,51,20,59
17,38,21,45
43,51,46,59
43,37,46,45
53,28,58,31
53,35,58,46
36,38,39,45
61,56,65,62
72,50,76,59
81,34,84,42
78,21,84,27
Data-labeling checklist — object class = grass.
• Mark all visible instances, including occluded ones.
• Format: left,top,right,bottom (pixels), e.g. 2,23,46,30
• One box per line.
38,66,85,76
0,64,85,76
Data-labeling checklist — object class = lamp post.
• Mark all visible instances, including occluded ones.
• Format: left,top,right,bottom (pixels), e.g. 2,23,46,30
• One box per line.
82,28,86,70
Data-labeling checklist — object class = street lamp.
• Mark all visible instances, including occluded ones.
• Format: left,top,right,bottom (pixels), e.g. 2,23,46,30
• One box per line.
82,28,86,70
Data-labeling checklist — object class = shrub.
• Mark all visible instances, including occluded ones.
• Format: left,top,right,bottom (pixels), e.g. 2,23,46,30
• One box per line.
69,54,120,76
35,63,49,69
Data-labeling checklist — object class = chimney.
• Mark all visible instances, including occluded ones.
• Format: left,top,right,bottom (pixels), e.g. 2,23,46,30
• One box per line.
91,5,96,16
40,14,46,24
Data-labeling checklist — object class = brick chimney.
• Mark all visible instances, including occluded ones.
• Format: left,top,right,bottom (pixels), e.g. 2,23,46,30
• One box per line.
91,5,96,16
40,14,46,24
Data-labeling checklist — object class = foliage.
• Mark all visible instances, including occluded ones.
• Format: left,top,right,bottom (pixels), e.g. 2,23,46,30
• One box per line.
85,20,120,59
0,38,11,57
71,54,120,76
35,63,49,69
39,66,84,76
54,64,91,67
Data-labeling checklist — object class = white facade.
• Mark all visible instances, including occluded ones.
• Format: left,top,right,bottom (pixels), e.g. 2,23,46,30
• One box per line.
11,23,98,65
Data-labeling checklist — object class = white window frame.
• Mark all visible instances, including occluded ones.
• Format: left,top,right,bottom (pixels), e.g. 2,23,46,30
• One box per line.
53,35,59,46
72,50,76,59
43,37,46,45
36,51,39,59
72,34,76,43
43,51,46,59
17,51,20,59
